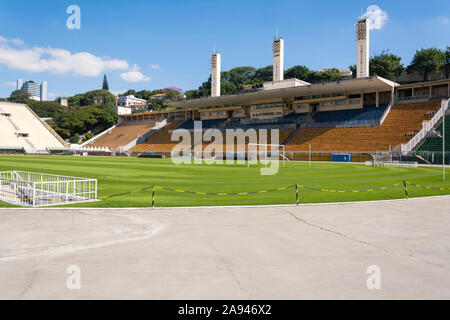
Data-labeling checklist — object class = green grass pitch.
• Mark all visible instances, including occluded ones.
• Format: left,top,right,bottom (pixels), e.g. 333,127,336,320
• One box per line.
0,155,449,208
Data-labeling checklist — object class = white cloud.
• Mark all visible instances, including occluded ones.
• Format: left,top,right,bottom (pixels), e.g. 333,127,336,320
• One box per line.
120,65,150,82
0,36,129,77
5,81,16,87
361,5,388,30
149,64,160,70
0,37,25,46
10,38,25,46
111,89,127,96
436,16,449,25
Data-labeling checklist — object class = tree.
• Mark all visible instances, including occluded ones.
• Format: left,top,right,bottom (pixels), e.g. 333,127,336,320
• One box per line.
442,46,450,79
9,90,30,103
70,133,80,144
254,66,273,82
407,48,445,81
50,105,111,139
26,100,66,118
369,51,404,80
84,132,94,141
222,66,256,86
185,89,202,100
135,89,161,100
309,69,342,83
221,81,237,95
285,65,312,81
349,65,357,78
68,93,84,107
101,107,118,127
81,90,116,108
102,74,109,91
121,89,136,97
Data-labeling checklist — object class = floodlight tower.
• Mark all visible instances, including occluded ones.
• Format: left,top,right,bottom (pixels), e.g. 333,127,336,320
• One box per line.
211,51,221,97
356,18,370,78
273,38,284,82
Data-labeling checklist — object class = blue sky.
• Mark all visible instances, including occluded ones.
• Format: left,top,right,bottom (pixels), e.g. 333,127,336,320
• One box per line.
0,0,449,99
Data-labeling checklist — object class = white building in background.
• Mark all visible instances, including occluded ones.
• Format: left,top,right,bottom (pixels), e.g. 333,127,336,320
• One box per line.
116,106,132,115
16,79,23,91
273,38,284,82
41,81,48,101
211,52,221,97
17,79,48,101
356,18,370,78
59,98,68,107
118,95,147,107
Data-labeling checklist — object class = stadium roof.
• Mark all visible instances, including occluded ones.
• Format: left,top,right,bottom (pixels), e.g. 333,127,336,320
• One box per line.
169,76,398,109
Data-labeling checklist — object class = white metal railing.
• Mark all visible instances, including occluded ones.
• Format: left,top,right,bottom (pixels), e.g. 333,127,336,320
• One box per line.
398,94,450,103
401,99,449,153
379,102,393,125
0,171,97,207
300,119,378,129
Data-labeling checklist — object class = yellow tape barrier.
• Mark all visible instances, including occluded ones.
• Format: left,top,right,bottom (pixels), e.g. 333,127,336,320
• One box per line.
96,181,450,200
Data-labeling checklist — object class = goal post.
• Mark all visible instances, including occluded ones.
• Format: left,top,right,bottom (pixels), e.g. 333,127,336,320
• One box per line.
247,143,286,168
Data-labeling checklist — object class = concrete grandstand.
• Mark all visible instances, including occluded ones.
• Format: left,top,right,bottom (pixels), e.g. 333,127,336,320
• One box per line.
84,77,449,162
0,102,67,154
69,18,450,159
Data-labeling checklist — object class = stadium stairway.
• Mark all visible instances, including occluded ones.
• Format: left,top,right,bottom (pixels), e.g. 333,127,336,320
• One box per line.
282,127,302,146
286,101,441,152
417,115,450,152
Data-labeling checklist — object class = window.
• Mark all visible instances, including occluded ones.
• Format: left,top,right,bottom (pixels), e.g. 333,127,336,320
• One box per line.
251,103,285,110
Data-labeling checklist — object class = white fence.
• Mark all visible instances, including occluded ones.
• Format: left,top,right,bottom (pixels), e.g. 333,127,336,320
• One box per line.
0,171,97,207
401,99,449,153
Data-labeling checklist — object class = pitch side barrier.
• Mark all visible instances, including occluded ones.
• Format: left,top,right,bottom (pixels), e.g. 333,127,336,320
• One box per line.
133,150,376,163
95,181,449,208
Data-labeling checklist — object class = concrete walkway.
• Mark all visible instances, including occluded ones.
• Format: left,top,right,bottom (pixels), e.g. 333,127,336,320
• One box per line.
0,196,449,299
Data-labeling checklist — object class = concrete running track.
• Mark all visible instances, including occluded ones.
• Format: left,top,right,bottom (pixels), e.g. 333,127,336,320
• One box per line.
0,196,449,300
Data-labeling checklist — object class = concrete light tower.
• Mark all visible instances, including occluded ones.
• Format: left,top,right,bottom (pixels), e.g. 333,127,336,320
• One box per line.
211,52,221,97
273,38,284,82
356,18,370,78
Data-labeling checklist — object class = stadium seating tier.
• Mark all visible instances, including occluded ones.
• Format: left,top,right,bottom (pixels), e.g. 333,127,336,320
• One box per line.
86,120,157,150
286,101,440,152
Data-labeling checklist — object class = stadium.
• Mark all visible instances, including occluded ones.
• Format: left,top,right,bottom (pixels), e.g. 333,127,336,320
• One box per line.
1,18,449,208
0,6,450,301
